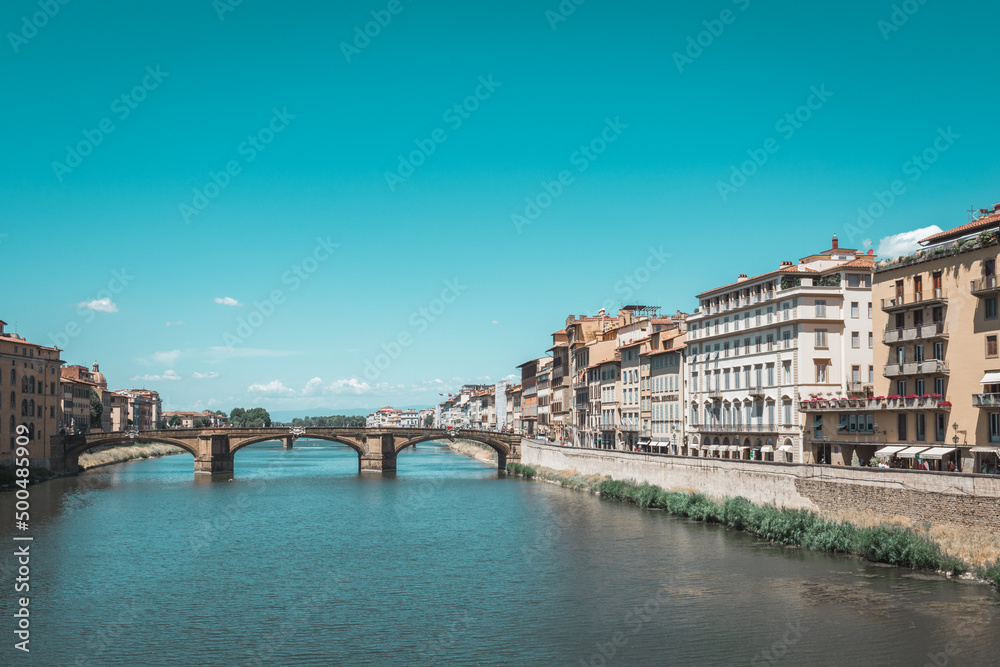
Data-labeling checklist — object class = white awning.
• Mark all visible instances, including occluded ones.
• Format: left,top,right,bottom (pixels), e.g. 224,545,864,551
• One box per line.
971,446,1000,456
738,446,750,450
728,445,740,452
981,372,1000,384
709,445,720,452
761,445,774,453
898,446,930,458
920,447,956,460
876,445,906,457
778,445,793,453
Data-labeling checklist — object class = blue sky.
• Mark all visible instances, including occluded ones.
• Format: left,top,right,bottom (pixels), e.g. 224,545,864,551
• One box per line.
3,0,999,413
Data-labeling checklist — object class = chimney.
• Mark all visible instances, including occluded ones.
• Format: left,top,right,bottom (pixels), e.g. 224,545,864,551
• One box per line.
737,274,749,282
0,320,5,335
994,202,1000,214
779,260,793,269
832,234,839,250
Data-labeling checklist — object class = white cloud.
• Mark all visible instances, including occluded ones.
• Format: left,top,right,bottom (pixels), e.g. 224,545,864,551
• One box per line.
152,350,182,365
247,380,296,396
214,297,242,307
875,226,943,259
166,320,184,327
78,298,118,313
130,370,181,382
192,371,219,379
302,377,372,396
491,320,499,324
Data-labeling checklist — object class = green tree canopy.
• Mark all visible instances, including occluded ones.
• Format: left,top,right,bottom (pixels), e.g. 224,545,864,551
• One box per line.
229,407,271,428
193,416,213,428
89,389,103,426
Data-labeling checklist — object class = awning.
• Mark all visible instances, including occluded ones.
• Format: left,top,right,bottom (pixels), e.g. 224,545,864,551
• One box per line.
811,417,823,428
898,446,930,458
981,372,1000,384
637,438,651,446
875,445,905,458
971,446,1000,456
738,446,750,450
728,445,740,452
761,445,774,453
778,445,793,453
920,447,956,460
709,445,720,452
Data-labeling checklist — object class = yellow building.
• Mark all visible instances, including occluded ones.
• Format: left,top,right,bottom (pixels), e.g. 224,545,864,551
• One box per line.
0,320,63,466
803,207,1000,472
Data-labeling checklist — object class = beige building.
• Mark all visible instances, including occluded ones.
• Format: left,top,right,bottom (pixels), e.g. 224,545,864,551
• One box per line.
689,237,875,463
60,363,111,433
646,329,686,454
0,320,63,466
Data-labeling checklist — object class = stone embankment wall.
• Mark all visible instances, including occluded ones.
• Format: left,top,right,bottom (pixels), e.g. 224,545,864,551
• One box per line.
522,441,1000,530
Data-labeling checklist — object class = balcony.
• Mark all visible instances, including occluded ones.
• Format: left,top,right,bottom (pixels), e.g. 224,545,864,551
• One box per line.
882,321,948,344
846,381,873,396
973,393,1000,408
970,276,1000,298
698,424,784,434
748,384,765,398
883,359,949,377
807,432,882,444
802,396,951,412
881,289,947,313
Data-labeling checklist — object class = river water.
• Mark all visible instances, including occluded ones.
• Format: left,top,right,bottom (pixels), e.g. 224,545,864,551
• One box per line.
1,440,998,666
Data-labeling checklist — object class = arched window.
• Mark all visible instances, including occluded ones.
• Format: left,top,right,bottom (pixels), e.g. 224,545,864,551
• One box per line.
29,400,35,417
10,369,14,385
8,415,13,435
21,399,27,416
29,376,35,394
21,376,28,393
9,392,14,409
27,423,34,440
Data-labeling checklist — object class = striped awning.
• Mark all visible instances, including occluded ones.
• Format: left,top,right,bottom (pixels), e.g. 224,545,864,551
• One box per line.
920,447,956,460
898,446,930,458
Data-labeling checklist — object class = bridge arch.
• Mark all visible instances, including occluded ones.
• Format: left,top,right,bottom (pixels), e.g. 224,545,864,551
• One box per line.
229,434,366,457
394,433,512,468
64,435,199,461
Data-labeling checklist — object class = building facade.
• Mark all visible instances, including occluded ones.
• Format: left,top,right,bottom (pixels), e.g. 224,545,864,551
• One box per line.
0,320,62,466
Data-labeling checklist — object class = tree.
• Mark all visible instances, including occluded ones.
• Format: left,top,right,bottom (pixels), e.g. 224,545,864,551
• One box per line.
228,407,271,428
89,389,104,427
214,410,226,417
851,450,861,467
168,415,182,427
193,416,212,428
423,414,434,427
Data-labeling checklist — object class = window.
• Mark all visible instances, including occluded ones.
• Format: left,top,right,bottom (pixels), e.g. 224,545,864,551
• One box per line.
988,298,998,320
851,302,859,318
852,365,861,383
868,302,873,318
815,300,827,317
934,377,944,396
766,364,774,386
914,345,924,363
868,332,873,349
988,335,998,358
898,413,908,441
915,378,925,395
915,414,926,442
783,401,792,424
815,330,828,348
869,366,875,384
815,362,828,383
783,361,791,384
935,413,946,441
992,413,1000,444
897,380,906,396
933,342,944,360
851,332,860,349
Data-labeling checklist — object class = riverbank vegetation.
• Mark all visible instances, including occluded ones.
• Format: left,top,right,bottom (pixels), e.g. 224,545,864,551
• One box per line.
79,443,185,469
505,463,1000,588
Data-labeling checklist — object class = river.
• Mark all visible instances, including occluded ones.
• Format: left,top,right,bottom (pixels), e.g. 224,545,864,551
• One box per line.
1,440,997,665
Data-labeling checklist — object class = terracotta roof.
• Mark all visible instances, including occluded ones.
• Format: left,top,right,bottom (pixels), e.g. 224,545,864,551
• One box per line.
839,257,875,269
618,335,652,350
920,214,1000,246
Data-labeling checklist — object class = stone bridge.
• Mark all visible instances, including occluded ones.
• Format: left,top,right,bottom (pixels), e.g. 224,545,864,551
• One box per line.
49,427,521,476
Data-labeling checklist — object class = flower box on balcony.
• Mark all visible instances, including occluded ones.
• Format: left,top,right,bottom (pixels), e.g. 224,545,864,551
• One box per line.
938,401,952,408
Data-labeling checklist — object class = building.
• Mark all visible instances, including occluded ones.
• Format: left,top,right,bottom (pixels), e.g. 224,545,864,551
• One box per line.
162,410,227,428
129,389,162,431
535,359,553,438
802,206,1000,472
688,236,875,463
0,320,62,466
517,358,549,436
60,363,110,434
646,328,686,454
547,331,570,440
418,408,435,428
367,406,401,428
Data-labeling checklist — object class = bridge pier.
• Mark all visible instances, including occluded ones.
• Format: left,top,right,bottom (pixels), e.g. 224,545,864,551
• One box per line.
282,436,294,450
359,433,397,473
195,434,234,475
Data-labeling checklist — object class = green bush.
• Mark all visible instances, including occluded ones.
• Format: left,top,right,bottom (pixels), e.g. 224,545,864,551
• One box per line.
505,462,536,478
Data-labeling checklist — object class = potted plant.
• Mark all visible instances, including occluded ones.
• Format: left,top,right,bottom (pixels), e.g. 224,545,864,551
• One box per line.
904,393,919,406
938,401,952,408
